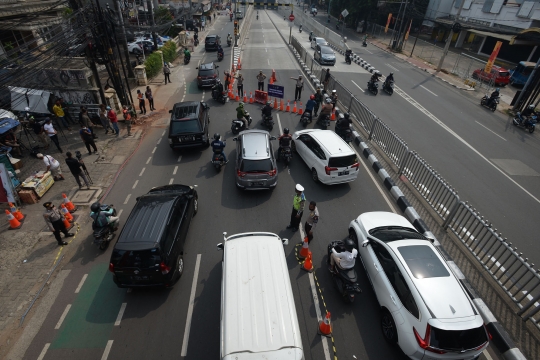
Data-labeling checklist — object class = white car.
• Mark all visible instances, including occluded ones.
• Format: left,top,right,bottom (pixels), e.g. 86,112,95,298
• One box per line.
128,40,156,54
292,129,360,185
235,11,243,19
348,212,490,360
311,37,328,49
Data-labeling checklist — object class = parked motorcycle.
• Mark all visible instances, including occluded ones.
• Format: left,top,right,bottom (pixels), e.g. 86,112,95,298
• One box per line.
367,80,379,95
278,146,292,165
211,151,226,171
300,111,312,127
327,240,362,303
261,113,274,131
92,204,117,250
231,114,252,134
480,95,499,112
316,113,331,130
383,80,394,95
513,112,537,133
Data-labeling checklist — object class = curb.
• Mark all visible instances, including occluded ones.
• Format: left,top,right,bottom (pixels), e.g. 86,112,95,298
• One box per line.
352,132,526,360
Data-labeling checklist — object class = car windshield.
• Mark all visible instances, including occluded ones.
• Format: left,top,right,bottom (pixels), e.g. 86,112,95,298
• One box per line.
398,245,450,279
328,154,357,168
199,69,215,77
240,159,273,173
430,325,488,351
369,226,427,242
171,119,201,134
317,39,327,44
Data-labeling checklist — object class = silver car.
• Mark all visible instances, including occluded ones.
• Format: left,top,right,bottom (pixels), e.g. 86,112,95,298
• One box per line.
314,45,336,66
234,130,278,190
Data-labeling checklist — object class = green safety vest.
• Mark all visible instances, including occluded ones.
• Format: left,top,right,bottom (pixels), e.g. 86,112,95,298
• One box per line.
293,193,306,211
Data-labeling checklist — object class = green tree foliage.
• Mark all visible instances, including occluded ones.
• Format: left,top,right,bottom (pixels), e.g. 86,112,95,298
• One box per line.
144,52,163,78
161,40,177,64
154,6,173,25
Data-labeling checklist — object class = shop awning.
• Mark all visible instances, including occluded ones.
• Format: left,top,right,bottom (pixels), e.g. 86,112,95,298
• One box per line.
467,29,513,42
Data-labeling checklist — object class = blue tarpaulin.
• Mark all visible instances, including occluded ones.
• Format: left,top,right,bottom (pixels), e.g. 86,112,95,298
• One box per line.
0,118,19,135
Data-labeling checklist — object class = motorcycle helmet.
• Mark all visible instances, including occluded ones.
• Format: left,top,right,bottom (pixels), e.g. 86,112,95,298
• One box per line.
283,128,289,134
266,101,271,105
228,33,230,35
344,238,355,252
344,112,350,119
325,97,332,103
91,202,101,213
24,106,30,111
332,89,337,94
389,72,393,76
239,102,244,107
214,133,220,140
529,104,535,109
496,88,500,92
310,94,315,100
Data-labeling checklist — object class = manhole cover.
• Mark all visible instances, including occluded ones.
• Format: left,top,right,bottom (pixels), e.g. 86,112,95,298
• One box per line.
71,188,102,204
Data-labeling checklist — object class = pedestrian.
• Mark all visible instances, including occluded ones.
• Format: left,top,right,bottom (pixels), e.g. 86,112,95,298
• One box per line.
287,184,306,232
79,107,96,138
313,87,323,116
213,12,216,20
80,125,99,155
59,98,76,126
43,117,63,153
31,117,49,149
52,99,72,131
199,21,202,32
304,201,319,244
208,15,211,24
122,105,133,137
290,75,304,101
257,70,266,91
324,68,331,92
65,151,90,190
107,106,120,136
145,86,155,111
202,21,205,31
99,104,113,134
36,153,65,181
137,89,146,114
42,202,74,246
163,64,171,84
0,130,22,157
236,72,244,97
224,71,232,91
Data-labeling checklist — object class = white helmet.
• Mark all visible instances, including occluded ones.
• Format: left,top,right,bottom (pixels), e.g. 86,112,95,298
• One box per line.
24,107,30,111
295,184,304,192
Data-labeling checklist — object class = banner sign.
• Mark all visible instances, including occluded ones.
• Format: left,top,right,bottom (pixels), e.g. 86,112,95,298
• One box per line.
484,41,502,74
405,19,412,41
385,13,392,33
267,84,284,99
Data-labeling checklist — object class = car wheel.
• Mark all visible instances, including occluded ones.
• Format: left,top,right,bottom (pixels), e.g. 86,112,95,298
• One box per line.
381,310,398,344
193,196,198,215
176,255,184,281
311,168,319,182
349,229,358,247
291,141,297,153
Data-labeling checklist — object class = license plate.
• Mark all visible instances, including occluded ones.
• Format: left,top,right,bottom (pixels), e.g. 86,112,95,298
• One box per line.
132,276,149,281
338,171,349,176
251,182,263,186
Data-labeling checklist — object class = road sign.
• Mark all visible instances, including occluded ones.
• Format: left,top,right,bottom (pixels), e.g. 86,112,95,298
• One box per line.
289,14,295,21
341,9,349,18
268,84,284,99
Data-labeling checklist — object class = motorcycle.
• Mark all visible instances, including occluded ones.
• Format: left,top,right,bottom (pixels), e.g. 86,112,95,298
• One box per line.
362,40,367,47
367,80,378,95
316,113,331,130
217,52,224,62
278,146,292,165
327,240,362,303
480,95,499,112
383,80,394,95
194,38,199,46
227,38,232,46
231,114,252,134
211,151,226,171
261,113,274,131
211,87,227,104
309,31,314,41
184,55,190,65
92,204,117,250
300,111,312,127
513,112,537,133
345,52,352,65
336,124,354,143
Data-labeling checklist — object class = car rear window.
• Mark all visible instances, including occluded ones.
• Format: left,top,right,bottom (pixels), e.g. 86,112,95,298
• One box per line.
370,226,427,242
240,159,273,172
199,69,215,77
328,154,357,168
172,105,198,119
171,119,201,134
430,325,488,351
498,71,510,77
112,248,161,270
398,245,450,279
206,37,216,43
321,47,333,54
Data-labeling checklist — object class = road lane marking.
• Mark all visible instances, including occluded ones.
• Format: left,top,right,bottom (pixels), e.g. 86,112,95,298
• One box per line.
268,59,270,65
162,130,166,136
351,80,365,93
178,155,182,162
385,63,398,71
55,304,71,329
173,165,178,175
169,178,174,184
420,85,438,96
139,168,145,176
101,340,114,360
132,180,138,189
152,147,157,154
181,254,202,357
276,113,283,134
114,303,127,326
75,274,88,293
146,157,151,164
37,343,50,360
157,138,162,144
118,209,123,218
123,194,131,204
475,121,506,141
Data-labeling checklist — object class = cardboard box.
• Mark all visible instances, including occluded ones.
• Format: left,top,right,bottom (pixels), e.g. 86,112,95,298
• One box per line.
18,189,39,204
10,158,22,170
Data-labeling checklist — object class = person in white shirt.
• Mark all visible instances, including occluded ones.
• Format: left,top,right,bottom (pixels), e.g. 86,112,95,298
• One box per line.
36,153,65,181
330,239,357,271
43,118,62,153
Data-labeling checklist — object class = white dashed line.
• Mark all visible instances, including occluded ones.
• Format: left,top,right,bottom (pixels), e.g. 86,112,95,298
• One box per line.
181,254,202,357
114,303,127,326
139,168,145,176
146,157,151,164
123,194,131,204
55,304,71,329
152,147,157,154
475,121,507,141
173,166,178,175
157,138,162,144
351,80,365,92
420,85,438,96
101,340,114,360
169,178,174,184
385,63,398,71
162,130,166,136
178,155,182,162
37,343,50,360
132,180,138,189
118,209,123,218
75,274,88,293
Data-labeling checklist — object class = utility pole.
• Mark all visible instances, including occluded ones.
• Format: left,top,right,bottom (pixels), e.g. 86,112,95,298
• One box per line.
115,1,135,78
395,1,408,50
389,0,404,47
436,0,465,71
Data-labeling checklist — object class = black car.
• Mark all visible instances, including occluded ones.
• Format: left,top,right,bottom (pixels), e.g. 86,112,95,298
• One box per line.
205,34,220,51
196,62,220,89
168,101,210,148
109,185,198,288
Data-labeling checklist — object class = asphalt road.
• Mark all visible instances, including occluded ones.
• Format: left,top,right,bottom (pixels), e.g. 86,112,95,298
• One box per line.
20,9,498,360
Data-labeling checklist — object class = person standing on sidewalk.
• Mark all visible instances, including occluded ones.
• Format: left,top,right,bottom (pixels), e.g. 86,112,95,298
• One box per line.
79,107,96,138
80,126,99,155
257,70,266,91
290,75,304,101
236,73,244,98
107,106,120,136
145,86,156,111
43,118,62,153
65,152,90,189
122,105,133,137
163,64,171,84
99,104,113,134
287,184,306,232
52,99,72,131
31,117,49,149
37,153,65,181
313,87,323,116
304,201,319,244
137,90,146,114
43,202,74,246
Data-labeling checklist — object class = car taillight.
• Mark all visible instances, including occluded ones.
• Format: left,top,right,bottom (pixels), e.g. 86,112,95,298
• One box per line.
413,325,446,354
109,263,114,273
237,169,246,178
197,76,202,80
267,169,276,176
351,162,360,171
160,262,171,275
325,166,337,175
484,324,493,341
213,74,217,78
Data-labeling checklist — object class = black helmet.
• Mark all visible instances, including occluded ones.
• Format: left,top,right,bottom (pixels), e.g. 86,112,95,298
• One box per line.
283,128,290,134
344,112,350,119
344,239,355,252
91,202,101,213
214,133,220,140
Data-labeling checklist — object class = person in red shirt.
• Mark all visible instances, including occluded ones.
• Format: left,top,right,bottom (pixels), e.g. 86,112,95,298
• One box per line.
107,106,120,136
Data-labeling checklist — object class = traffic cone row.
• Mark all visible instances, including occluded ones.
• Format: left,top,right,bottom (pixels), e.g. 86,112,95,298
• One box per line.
298,102,303,115
5,210,21,229
331,109,336,121
292,101,297,113
61,204,74,222
299,236,310,258
273,98,278,110
9,202,24,221
280,99,284,111
249,92,254,104
285,100,290,112
62,193,77,213
243,92,248,103
235,90,240,102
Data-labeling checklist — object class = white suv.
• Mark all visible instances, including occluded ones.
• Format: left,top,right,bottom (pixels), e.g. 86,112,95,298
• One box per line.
348,212,489,360
292,129,360,185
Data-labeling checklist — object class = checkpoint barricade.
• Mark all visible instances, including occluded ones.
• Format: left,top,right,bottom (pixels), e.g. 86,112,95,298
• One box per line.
254,90,268,104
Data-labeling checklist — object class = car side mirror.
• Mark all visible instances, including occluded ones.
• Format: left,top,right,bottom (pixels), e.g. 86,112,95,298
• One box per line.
169,110,172,113
361,239,369,247
217,243,223,251
215,65,219,68
282,238,289,245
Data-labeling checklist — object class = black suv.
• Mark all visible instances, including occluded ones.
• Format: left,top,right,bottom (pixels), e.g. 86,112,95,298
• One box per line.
196,62,219,89
204,34,220,51
168,101,210,149
109,185,198,288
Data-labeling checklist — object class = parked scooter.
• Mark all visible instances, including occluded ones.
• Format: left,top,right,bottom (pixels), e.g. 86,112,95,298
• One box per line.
382,80,394,95
231,114,252,134
300,111,312,127
92,204,117,250
217,52,224,62
327,240,362,303
367,80,379,95
513,112,537,133
480,94,499,112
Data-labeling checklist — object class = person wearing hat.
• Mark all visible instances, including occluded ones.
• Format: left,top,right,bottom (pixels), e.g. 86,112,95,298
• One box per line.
290,75,304,101
304,201,319,244
257,70,266,91
43,202,74,246
37,153,65,181
43,117,63,153
236,72,244,98
106,106,120,136
287,184,306,232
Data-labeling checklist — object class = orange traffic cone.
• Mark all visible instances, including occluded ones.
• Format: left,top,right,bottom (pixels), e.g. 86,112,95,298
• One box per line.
292,101,297,113
298,102,303,115
249,92,254,104
318,311,332,336
5,210,21,229
273,98,278,110
285,100,290,112
243,92,248,103
237,58,242,70
299,236,310,258
271,69,277,83
9,202,24,221
63,217,73,230
279,99,284,111
235,90,240,101
303,251,314,272
269,77,274,85
228,88,234,99
331,109,336,121
62,193,77,212
61,204,74,222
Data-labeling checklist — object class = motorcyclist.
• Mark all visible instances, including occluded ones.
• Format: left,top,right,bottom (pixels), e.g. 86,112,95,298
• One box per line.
330,89,338,110
488,87,500,107
230,12,233,21
336,112,352,133
227,33,232,45
313,87,323,116
277,128,292,157
211,133,228,163
184,48,191,62
212,80,224,100
370,71,381,86
217,45,224,59
329,239,357,272
345,49,352,63
304,94,316,119
90,202,119,230
236,102,250,128
384,72,394,87
318,97,333,122
262,101,273,119
522,104,537,118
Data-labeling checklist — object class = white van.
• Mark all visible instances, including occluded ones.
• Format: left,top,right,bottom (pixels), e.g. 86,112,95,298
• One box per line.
217,232,304,360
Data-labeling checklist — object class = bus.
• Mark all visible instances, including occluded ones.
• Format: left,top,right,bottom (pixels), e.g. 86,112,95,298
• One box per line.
510,61,535,86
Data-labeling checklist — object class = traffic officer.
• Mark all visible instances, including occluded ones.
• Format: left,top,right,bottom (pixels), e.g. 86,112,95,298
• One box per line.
304,201,319,244
313,87,323,116
43,202,74,246
287,184,306,232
